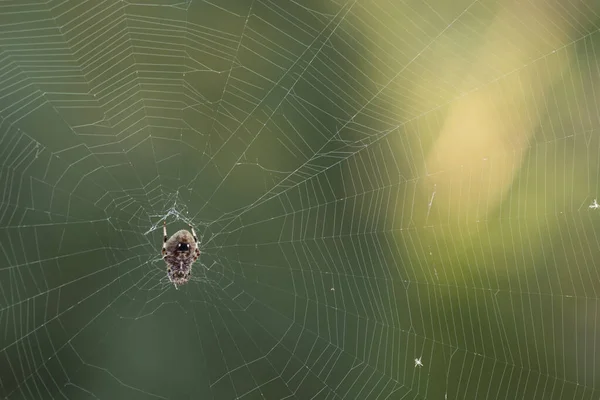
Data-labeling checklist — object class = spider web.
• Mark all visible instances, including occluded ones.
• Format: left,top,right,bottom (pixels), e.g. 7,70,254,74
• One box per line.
1,0,600,399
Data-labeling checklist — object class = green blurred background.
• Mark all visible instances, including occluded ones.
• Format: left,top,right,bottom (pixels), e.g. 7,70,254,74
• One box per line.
1,0,600,399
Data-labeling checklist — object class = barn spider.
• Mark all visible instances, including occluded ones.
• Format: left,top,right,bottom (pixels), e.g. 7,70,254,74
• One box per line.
162,221,200,287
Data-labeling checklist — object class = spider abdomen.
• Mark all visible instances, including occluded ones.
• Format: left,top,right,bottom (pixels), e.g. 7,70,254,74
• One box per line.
164,253,195,271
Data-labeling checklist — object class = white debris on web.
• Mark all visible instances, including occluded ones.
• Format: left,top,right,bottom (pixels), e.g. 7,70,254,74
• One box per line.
414,357,424,368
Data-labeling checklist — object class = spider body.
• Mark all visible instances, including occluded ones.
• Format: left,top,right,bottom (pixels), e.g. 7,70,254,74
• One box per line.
162,221,200,287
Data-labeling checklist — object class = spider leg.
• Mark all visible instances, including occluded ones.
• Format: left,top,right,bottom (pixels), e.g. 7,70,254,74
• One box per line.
162,221,168,257
190,225,198,243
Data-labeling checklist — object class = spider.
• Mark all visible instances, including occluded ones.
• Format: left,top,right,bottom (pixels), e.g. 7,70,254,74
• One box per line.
414,357,423,368
162,221,200,287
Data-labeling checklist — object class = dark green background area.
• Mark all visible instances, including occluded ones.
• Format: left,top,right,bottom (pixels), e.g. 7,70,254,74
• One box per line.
1,1,600,399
